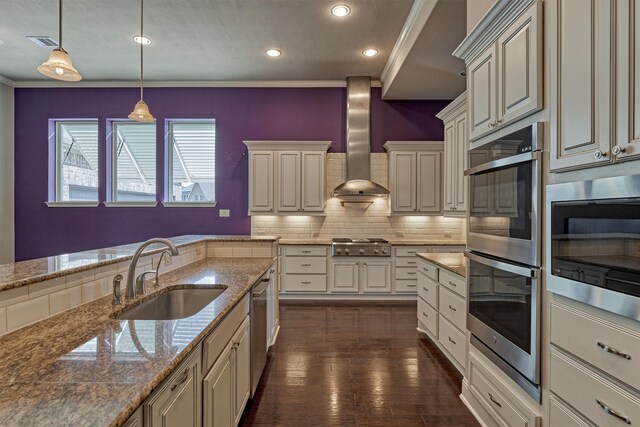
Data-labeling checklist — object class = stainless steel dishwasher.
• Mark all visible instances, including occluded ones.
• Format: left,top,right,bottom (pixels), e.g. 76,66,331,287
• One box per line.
250,271,270,396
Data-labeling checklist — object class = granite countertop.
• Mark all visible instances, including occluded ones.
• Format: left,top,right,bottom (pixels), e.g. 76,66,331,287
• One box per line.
0,235,279,292
0,256,276,427
278,238,332,245
417,252,467,277
277,238,465,246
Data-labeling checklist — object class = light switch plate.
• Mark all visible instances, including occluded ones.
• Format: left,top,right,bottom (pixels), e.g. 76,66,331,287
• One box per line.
219,209,230,217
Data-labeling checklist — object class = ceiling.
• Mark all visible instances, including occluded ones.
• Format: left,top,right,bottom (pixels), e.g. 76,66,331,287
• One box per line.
0,0,415,82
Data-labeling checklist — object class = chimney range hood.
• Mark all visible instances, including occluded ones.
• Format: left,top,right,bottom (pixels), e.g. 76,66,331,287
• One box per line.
332,76,390,197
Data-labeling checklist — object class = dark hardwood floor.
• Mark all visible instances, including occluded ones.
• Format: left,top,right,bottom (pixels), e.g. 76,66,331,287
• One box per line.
240,301,480,427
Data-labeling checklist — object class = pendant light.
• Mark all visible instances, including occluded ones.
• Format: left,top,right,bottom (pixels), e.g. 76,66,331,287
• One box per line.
37,0,82,81
129,0,154,122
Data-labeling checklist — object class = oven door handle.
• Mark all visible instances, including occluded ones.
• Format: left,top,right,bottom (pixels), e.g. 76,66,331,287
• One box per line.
465,252,538,278
464,151,540,176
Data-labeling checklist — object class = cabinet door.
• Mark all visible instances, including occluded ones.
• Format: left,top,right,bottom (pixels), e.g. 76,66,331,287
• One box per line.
277,151,301,212
362,262,391,293
416,152,442,213
331,261,359,293
390,152,417,212
301,151,325,212
248,151,274,213
146,351,201,427
443,122,456,213
203,343,234,427
454,114,467,213
468,44,498,141
233,317,251,426
615,0,640,161
550,0,613,170
497,1,543,125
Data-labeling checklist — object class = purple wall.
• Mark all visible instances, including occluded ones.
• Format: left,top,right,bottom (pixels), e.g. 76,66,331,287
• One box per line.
14,86,449,260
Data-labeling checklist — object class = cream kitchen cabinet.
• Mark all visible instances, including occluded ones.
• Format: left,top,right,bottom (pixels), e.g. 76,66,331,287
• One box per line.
244,141,331,215
461,1,543,142
362,261,392,293
330,261,360,293
437,93,467,217
329,260,391,294
384,141,444,215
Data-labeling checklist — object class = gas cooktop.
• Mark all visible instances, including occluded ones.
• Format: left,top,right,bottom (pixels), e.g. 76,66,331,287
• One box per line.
331,238,390,256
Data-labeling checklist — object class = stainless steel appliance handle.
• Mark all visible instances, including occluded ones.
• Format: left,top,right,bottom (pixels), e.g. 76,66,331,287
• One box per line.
464,151,540,176
596,399,631,424
466,252,538,277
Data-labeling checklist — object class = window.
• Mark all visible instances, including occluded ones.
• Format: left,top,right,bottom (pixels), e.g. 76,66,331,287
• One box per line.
111,121,157,202
53,121,99,202
167,120,216,204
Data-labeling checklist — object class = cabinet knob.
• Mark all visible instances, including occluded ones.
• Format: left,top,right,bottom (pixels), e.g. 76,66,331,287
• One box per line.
594,149,608,159
612,145,626,156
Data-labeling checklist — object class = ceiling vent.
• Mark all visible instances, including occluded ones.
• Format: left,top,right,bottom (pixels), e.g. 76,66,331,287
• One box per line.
27,36,59,47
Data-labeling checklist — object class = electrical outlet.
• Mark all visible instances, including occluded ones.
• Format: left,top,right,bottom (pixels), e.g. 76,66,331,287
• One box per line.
311,232,320,238
164,255,173,266
219,209,230,217
444,233,452,238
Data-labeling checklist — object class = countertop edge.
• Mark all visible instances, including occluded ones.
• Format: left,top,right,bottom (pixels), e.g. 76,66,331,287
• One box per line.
416,253,467,278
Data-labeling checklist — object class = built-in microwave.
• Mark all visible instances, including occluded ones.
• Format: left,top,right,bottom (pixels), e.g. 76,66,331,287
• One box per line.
547,174,640,321
465,123,543,267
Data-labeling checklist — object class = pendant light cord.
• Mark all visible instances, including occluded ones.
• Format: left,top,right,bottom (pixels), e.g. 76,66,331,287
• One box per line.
140,0,144,101
58,0,63,50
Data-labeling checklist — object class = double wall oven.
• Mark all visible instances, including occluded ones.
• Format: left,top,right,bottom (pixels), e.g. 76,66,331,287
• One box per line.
465,123,543,401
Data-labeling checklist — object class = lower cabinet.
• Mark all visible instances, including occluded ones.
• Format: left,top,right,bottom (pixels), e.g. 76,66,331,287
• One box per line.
362,262,391,293
328,260,392,294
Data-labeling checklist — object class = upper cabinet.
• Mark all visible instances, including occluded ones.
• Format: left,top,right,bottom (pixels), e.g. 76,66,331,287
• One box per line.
456,0,543,142
384,141,444,215
244,141,330,215
436,93,467,217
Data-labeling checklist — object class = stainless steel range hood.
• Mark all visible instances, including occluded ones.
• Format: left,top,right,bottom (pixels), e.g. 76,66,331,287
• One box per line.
332,76,390,197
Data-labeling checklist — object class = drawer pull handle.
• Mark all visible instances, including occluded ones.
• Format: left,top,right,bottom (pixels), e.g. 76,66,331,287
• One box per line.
407,251,416,254
302,250,311,253
423,287,428,292
448,281,457,287
448,304,457,312
301,264,312,267
488,393,502,408
596,399,631,424
423,267,429,272
597,341,631,360
301,281,311,284
407,272,416,275
448,336,456,345
171,368,190,392
407,261,416,265
422,312,429,318
407,284,416,287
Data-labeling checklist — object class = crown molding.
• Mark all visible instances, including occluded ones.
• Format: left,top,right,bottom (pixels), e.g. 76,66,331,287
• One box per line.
0,75,15,87
243,140,332,151
453,0,536,63
435,91,467,122
9,79,382,89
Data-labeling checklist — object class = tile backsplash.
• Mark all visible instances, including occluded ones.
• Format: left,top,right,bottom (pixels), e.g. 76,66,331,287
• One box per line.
251,153,466,240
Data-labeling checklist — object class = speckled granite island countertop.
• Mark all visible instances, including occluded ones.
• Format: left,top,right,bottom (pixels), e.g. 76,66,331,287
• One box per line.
0,256,276,427
0,234,279,292
416,252,467,278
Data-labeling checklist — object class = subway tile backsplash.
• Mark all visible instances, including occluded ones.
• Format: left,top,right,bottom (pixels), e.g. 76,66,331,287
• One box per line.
251,153,466,240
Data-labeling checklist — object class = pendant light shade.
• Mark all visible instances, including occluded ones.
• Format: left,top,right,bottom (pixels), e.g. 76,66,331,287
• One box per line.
129,0,154,122
38,0,82,81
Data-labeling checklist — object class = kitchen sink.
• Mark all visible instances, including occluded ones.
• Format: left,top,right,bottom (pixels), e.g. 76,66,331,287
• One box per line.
114,286,227,320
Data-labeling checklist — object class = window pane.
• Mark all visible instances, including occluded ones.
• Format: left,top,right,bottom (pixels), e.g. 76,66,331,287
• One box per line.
57,121,99,201
169,121,216,202
113,122,156,201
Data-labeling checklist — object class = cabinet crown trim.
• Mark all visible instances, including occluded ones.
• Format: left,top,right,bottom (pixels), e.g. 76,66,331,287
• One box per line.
436,92,467,122
243,140,331,151
453,0,536,63
383,141,444,152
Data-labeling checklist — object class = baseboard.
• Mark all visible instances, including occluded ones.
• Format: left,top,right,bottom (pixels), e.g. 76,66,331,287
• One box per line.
279,294,417,302
279,298,416,306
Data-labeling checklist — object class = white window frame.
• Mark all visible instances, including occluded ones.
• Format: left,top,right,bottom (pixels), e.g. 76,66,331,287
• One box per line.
162,119,217,207
46,120,100,208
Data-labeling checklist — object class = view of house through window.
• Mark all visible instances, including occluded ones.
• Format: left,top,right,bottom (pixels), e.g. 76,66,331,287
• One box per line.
168,120,216,203
112,121,157,202
56,121,99,202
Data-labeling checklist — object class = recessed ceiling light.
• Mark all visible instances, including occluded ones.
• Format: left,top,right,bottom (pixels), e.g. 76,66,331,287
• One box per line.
266,49,282,57
362,48,378,57
133,35,151,45
331,5,351,17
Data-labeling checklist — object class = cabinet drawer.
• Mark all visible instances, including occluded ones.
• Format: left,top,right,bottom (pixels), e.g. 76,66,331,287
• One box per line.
396,257,419,267
550,302,640,391
550,348,640,427
283,246,328,257
203,294,249,373
285,257,326,274
395,247,427,257
549,396,591,427
439,268,466,297
395,280,417,293
418,271,438,309
468,352,536,427
396,267,419,280
439,286,466,331
438,315,466,367
417,259,438,281
418,297,438,337
283,274,326,292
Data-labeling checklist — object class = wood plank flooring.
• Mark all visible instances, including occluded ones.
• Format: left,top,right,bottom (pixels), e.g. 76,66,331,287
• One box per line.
240,301,480,427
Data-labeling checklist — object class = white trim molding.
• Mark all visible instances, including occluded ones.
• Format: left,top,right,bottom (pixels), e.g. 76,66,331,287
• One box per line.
243,140,332,151
45,201,100,208
161,201,217,208
9,80,382,89
0,75,15,87
383,140,444,153
103,201,158,208
435,91,467,122
453,0,536,63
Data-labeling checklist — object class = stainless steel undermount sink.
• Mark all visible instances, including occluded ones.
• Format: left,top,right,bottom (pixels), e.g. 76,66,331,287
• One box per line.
114,286,227,320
